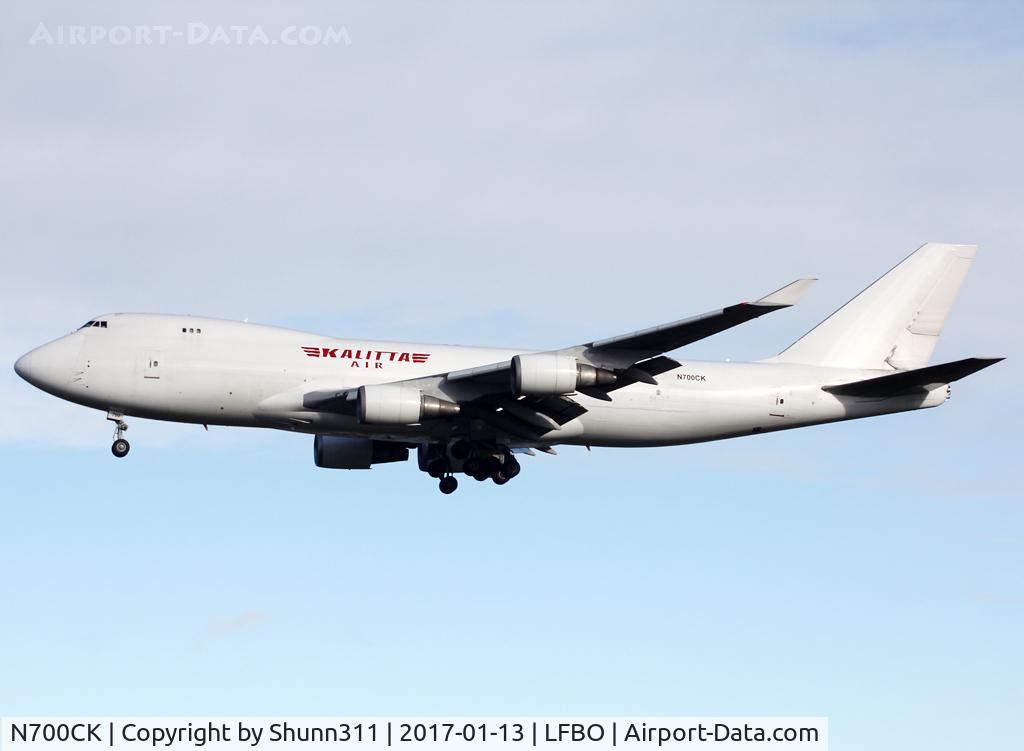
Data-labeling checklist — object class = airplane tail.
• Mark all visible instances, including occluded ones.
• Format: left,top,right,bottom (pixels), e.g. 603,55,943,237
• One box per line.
771,242,977,370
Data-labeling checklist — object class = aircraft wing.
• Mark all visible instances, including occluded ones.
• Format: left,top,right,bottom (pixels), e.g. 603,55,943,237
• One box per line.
446,277,816,395
569,278,817,366
303,384,586,442
305,278,815,441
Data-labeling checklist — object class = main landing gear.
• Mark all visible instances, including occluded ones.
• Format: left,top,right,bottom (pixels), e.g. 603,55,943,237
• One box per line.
107,410,130,458
419,441,524,494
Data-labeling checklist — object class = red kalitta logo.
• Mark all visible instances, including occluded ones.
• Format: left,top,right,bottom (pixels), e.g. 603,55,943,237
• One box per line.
301,346,430,369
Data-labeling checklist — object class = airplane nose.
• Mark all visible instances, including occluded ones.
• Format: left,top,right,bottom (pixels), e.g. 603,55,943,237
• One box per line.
14,335,83,394
14,351,33,381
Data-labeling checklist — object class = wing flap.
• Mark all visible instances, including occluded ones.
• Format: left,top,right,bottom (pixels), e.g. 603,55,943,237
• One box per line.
464,394,588,441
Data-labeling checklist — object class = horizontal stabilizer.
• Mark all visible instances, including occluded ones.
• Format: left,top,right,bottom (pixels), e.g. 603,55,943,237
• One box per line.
823,357,1003,398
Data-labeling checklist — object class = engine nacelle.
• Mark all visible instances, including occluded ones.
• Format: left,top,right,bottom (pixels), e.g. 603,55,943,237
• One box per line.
510,354,616,396
357,384,460,424
313,435,409,469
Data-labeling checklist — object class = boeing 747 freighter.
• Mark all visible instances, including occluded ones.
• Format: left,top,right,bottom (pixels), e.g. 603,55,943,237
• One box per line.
14,243,1002,492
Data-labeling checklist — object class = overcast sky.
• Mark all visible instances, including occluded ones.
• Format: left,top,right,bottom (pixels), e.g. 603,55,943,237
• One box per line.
1,3,1021,750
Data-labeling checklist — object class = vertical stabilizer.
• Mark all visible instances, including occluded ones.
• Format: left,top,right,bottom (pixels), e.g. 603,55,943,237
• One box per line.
772,243,977,370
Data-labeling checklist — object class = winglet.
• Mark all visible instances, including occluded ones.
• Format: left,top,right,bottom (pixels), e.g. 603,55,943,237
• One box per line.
754,278,817,307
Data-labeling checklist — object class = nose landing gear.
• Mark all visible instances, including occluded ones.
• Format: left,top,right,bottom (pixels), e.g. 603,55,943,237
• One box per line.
107,410,130,458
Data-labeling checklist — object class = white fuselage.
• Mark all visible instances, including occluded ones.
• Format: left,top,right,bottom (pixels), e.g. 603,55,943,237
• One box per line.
15,313,948,448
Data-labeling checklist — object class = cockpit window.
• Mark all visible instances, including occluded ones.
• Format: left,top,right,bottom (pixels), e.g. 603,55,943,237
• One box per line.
79,321,95,329
78,320,108,329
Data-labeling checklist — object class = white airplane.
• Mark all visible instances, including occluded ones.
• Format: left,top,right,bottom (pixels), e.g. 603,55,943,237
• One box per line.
15,243,1001,493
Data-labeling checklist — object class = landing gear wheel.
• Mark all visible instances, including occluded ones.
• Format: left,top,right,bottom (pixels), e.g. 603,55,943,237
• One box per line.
463,457,481,475
492,471,509,485
427,459,448,479
439,475,459,494
472,471,490,482
504,457,521,478
107,411,130,458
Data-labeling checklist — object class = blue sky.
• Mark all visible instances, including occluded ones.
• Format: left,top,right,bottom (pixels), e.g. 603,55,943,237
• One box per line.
1,3,1021,750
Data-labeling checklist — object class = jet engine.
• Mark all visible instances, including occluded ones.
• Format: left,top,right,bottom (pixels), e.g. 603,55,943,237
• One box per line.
313,435,409,469
510,354,616,396
357,384,460,424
